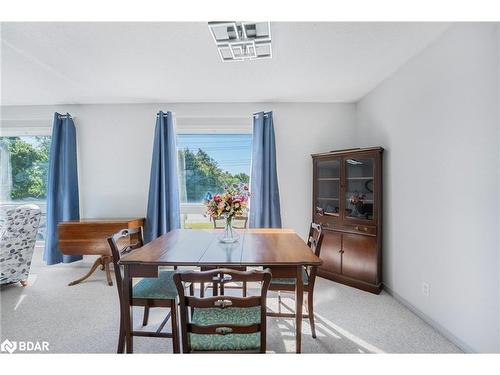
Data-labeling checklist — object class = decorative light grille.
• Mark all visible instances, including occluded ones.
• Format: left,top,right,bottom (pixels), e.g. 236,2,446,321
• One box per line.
208,22,272,62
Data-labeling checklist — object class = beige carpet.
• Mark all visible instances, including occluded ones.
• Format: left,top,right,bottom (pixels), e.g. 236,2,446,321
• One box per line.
0,247,461,353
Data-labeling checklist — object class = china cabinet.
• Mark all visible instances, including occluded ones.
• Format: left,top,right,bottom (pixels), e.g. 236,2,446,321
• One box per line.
312,147,383,294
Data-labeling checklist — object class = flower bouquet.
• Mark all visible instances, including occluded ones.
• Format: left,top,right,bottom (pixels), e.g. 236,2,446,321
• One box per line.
203,183,250,243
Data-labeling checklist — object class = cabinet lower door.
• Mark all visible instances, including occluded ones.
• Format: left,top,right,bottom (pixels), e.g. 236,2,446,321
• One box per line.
341,233,377,284
318,230,342,275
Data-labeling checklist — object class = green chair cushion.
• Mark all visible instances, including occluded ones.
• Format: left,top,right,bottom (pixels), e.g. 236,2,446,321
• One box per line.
271,267,309,285
190,306,261,351
132,270,177,300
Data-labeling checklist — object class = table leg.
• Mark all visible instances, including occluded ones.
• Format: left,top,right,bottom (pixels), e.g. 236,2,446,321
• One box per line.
67,256,103,286
123,265,133,353
295,265,303,354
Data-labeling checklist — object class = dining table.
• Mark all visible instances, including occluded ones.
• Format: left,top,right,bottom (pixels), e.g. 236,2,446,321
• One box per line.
119,228,322,353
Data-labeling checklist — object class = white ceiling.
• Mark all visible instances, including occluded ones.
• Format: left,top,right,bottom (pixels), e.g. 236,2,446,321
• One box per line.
1,22,449,105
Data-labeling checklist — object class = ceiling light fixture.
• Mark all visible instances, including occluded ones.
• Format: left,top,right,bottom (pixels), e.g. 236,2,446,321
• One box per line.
208,21,272,62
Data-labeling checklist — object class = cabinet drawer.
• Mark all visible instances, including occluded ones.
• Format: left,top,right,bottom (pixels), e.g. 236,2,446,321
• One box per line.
314,214,338,229
336,224,376,236
315,219,376,236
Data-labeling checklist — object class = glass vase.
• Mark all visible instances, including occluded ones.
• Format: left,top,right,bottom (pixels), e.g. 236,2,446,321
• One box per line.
218,216,239,243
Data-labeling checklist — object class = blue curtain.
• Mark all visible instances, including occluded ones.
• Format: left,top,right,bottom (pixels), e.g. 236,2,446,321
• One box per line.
144,111,181,243
44,113,81,265
249,111,282,228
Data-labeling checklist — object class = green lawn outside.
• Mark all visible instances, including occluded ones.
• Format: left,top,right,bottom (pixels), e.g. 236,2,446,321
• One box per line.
183,222,213,229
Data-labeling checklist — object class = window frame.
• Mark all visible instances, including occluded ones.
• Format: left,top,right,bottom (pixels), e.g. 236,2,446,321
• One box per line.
0,126,52,137
0,126,52,243
175,116,252,135
175,116,253,226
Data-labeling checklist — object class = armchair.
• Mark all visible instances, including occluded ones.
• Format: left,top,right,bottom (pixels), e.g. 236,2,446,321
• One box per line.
0,204,41,286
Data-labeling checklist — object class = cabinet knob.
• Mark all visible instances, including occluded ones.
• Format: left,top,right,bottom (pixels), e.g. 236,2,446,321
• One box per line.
355,226,359,230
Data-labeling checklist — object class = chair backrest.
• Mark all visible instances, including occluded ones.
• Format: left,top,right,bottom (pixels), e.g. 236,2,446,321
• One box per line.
305,223,324,288
307,222,324,258
174,268,272,353
107,227,144,302
0,204,41,284
213,216,248,229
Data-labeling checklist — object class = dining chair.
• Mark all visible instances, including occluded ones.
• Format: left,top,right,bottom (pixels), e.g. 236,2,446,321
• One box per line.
199,215,249,297
266,222,324,338
107,227,180,353
173,268,272,353
212,215,248,229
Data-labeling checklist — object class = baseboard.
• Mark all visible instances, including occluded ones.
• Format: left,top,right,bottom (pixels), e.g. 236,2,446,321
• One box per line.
318,270,382,294
383,284,474,353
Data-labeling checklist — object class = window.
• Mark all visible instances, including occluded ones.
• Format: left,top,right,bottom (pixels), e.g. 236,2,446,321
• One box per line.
177,133,252,229
0,130,51,241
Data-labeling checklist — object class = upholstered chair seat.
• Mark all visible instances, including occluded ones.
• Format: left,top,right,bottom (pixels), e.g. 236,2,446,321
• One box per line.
270,267,309,286
132,270,178,300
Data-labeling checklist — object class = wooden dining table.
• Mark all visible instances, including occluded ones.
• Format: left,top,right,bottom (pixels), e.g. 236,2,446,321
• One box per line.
119,228,322,353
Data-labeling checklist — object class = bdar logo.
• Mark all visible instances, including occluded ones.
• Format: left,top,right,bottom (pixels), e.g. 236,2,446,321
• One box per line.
1,339,17,354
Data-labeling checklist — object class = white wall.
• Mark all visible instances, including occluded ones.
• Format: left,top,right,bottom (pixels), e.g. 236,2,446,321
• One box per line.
1,102,355,239
497,24,500,354
356,23,500,352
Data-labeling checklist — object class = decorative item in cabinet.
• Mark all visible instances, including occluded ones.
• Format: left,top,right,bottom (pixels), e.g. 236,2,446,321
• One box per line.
312,147,383,294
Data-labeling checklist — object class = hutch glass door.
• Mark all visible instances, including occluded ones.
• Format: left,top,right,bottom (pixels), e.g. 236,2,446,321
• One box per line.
315,158,340,217
344,156,375,220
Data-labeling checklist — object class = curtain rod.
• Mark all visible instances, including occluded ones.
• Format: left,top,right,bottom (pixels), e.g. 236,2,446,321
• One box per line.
156,111,174,118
